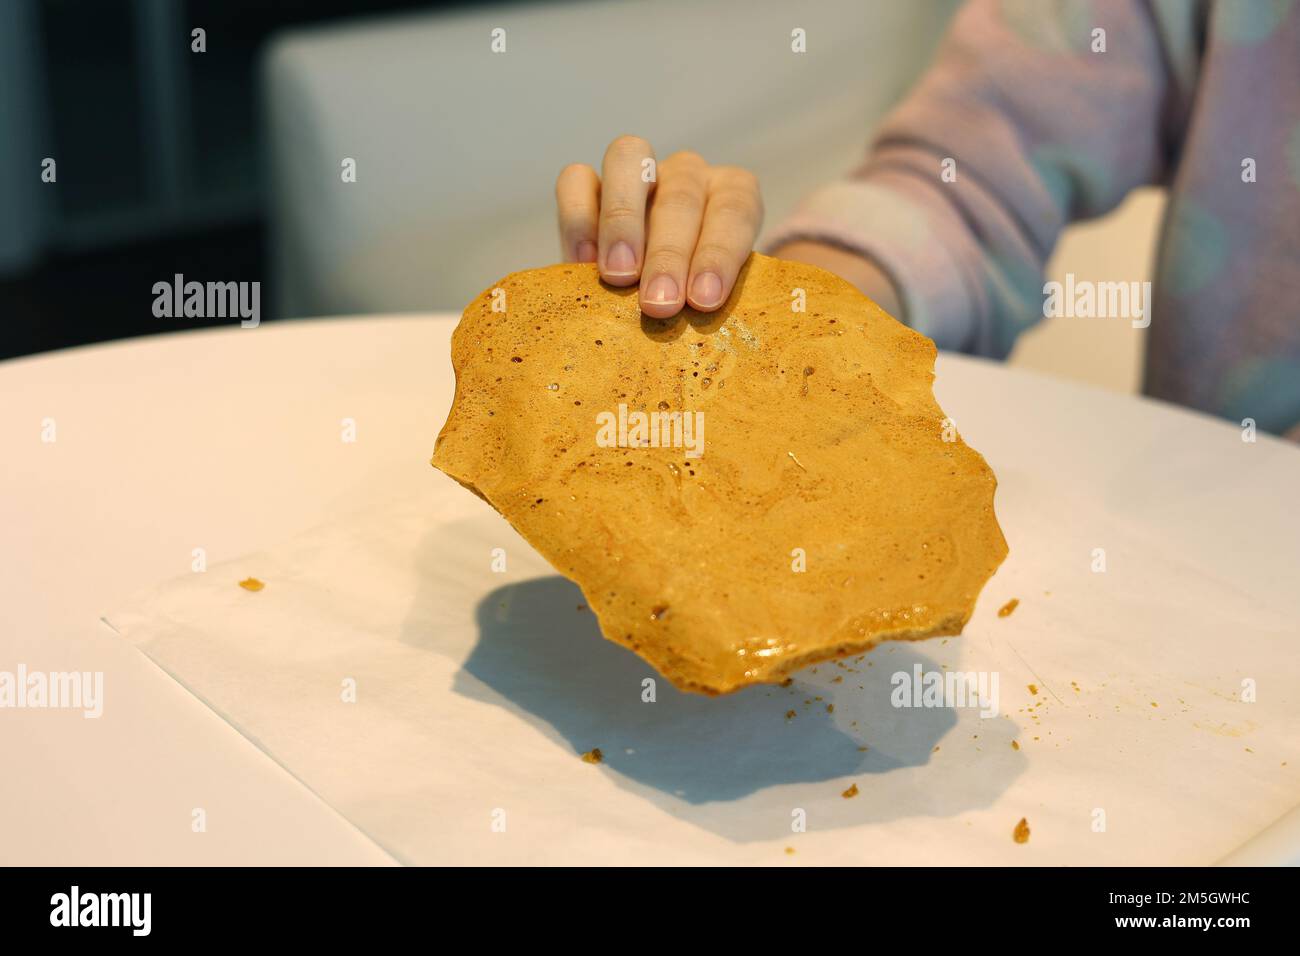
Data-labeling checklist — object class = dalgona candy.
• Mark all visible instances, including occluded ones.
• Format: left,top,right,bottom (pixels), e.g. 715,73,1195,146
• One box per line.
432,253,1007,694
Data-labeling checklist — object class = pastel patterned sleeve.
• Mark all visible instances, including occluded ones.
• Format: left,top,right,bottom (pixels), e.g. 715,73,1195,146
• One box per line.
762,0,1199,356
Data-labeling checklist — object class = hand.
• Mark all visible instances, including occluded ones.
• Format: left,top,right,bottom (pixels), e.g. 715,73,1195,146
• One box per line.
555,135,763,319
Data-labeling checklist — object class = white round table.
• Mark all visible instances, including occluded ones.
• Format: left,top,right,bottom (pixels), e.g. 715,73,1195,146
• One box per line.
2,315,1297,865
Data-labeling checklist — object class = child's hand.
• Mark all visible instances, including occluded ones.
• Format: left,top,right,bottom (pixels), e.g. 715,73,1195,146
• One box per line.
556,135,763,319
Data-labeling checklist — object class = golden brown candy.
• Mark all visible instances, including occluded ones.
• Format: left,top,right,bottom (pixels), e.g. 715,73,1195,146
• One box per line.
432,253,1007,694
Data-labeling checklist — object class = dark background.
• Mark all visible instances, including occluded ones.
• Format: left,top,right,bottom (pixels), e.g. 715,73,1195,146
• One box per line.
0,0,475,361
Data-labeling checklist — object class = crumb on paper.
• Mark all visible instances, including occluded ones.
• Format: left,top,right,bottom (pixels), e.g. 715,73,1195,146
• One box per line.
780,677,793,687
1013,817,1030,844
841,783,859,799
581,748,603,764
238,577,264,592
1011,740,1020,751
826,703,834,713
1027,683,1039,696
784,846,796,855
785,709,796,720
997,598,1019,617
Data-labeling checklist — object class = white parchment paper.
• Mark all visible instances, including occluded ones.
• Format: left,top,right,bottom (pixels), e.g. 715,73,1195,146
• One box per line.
105,456,1300,865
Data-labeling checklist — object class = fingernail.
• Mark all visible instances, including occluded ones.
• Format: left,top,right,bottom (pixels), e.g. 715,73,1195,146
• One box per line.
644,274,680,306
604,241,637,276
691,272,723,307
576,240,596,263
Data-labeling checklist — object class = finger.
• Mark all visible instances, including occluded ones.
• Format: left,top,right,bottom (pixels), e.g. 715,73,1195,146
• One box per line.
639,151,709,318
687,166,763,312
555,163,600,262
598,134,656,286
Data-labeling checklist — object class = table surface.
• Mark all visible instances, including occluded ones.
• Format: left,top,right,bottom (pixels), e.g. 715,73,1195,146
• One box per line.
2,315,1297,865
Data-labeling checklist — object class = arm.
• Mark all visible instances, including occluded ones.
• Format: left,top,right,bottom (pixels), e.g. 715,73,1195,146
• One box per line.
764,0,1200,354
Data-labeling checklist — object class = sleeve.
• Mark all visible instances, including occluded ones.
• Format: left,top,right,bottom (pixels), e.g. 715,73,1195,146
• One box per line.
761,0,1200,356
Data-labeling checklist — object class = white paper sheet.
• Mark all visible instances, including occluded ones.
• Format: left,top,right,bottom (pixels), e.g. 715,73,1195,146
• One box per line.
105,457,1300,865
